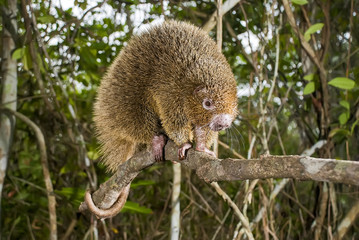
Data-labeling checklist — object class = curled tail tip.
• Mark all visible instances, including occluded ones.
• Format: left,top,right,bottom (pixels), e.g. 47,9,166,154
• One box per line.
85,184,130,219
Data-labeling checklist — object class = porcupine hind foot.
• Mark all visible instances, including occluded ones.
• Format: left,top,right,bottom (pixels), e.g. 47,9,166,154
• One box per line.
152,134,168,162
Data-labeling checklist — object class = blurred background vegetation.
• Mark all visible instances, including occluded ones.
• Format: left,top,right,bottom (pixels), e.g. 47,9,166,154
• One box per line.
0,0,358,239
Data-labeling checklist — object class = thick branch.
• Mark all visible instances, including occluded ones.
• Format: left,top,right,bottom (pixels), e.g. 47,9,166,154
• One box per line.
80,141,359,212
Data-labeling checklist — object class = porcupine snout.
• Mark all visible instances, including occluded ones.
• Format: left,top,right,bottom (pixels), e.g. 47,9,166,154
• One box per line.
209,114,233,131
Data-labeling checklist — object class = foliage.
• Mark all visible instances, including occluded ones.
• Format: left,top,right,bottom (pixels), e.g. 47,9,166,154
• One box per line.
0,0,358,239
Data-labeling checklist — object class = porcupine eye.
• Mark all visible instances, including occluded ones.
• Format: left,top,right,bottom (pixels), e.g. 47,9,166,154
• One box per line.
202,98,214,110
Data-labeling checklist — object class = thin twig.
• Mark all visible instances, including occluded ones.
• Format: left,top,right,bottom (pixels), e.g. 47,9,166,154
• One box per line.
218,140,245,159
225,21,256,70
69,0,109,44
153,186,172,236
178,186,221,223
20,0,55,111
281,191,315,219
314,183,329,240
333,200,359,239
202,0,242,32
26,215,36,240
212,188,242,240
189,181,217,215
345,0,354,161
265,14,282,108
211,182,254,240
61,219,77,240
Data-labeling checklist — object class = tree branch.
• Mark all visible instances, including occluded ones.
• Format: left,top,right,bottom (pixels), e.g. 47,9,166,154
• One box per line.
80,141,359,214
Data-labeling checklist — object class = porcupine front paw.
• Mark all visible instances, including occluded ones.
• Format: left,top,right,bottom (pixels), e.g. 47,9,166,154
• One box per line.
152,134,167,162
195,141,216,158
178,142,192,160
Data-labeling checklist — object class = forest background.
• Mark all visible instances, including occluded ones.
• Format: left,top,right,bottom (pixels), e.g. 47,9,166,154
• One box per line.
0,0,358,239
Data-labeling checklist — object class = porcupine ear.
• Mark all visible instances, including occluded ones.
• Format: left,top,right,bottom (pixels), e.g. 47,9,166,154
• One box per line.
193,85,207,99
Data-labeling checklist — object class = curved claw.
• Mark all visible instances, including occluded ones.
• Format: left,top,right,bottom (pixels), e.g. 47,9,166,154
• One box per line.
178,142,192,160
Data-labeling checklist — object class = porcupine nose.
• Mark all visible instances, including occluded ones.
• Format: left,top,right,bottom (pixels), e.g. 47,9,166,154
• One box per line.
210,114,233,131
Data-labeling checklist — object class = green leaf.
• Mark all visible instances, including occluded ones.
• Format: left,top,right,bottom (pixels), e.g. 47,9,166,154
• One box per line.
87,150,99,160
13,216,22,226
23,47,32,70
147,165,163,172
328,77,356,90
79,2,88,10
131,180,156,189
339,100,350,110
329,128,350,138
38,15,56,23
291,0,308,5
37,53,45,73
304,23,324,41
56,187,86,206
12,48,25,60
339,112,349,125
123,201,153,214
60,165,70,174
303,73,314,81
303,82,315,95
351,119,359,135
287,82,294,87
16,191,29,200
56,187,85,198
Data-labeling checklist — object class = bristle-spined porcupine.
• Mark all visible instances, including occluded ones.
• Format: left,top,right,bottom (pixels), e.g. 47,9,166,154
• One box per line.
89,21,237,218
94,20,238,173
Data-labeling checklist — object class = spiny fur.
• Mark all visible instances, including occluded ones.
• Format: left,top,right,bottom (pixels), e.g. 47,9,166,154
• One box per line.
94,20,238,172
